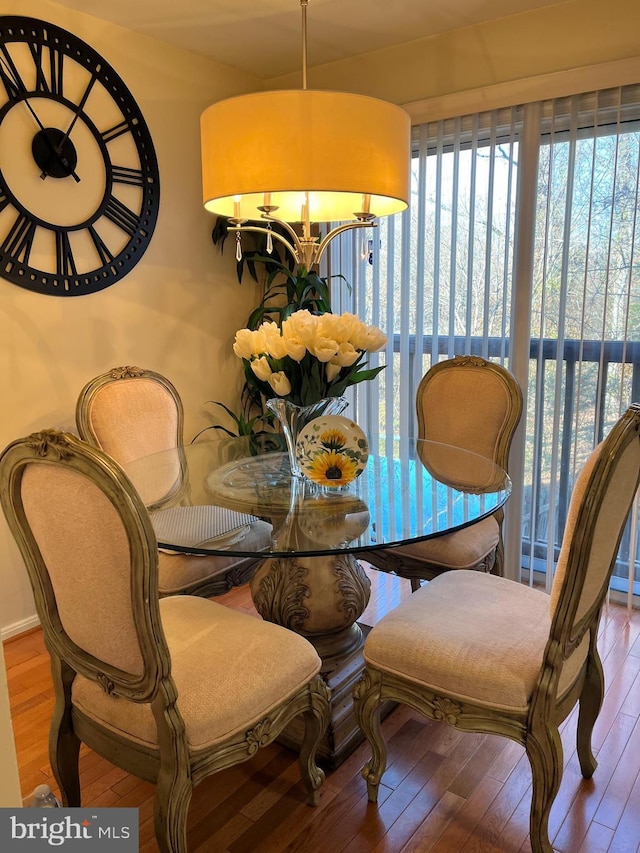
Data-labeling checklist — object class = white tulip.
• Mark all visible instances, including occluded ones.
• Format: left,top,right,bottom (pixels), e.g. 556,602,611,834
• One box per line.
262,322,288,359
268,371,292,396
252,326,268,353
348,318,369,350
362,325,388,351
310,336,339,362
250,356,273,382
283,309,317,345
333,341,360,367
233,328,258,360
333,312,360,343
282,332,307,362
326,361,342,382
316,312,341,341
352,323,387,352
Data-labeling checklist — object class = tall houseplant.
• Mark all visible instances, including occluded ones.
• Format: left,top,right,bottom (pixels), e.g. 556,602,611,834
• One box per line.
202,217,341,441
204,217,386,463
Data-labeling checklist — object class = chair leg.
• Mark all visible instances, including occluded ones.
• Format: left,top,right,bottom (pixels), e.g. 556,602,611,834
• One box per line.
298,679,330,806
410,578,422,593
525,722,563,853
491,511,505,576
353,668,387,803
152,690,193,853
576,645,604,779
489,543,502,575
48,656,81,807
154,777,192,853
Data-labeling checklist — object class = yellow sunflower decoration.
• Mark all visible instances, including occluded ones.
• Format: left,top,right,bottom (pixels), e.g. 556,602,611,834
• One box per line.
318,428,347,451
307,451,359,486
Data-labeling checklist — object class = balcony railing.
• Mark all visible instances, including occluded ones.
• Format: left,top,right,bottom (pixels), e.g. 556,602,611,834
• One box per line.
390,333,640,589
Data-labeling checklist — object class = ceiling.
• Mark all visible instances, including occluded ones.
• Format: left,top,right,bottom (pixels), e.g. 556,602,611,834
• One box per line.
51,0,568,80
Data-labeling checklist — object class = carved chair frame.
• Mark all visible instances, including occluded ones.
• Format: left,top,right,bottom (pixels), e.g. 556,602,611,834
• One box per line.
76,366,261,597
363,355,523,587
354,403,640,853
0,431,330,853
75,365,187,510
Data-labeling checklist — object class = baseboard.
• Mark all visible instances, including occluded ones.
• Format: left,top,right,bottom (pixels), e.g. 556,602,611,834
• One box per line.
2,614,40,642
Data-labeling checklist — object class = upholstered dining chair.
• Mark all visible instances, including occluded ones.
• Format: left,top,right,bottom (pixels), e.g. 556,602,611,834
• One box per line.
76,365,270,597
362,355,523,590
0,429,330,853
354,403,640,853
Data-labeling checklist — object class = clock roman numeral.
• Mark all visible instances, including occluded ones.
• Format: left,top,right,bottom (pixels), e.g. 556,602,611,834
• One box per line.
111,166,145,187
88,226,114,265
29,41,64,96
103,196,140,237
55,231,77,277
0,184,10,214
101,117,139,144
0,45,26,100
1,212,36,265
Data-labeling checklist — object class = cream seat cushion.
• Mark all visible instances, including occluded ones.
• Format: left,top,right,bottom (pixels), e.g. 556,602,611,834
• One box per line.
157,521,271,595
389,516,499,570
364,571,588,712
72,596,321,752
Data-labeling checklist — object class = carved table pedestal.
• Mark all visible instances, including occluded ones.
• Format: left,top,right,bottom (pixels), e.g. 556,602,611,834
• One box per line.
250,551,376,767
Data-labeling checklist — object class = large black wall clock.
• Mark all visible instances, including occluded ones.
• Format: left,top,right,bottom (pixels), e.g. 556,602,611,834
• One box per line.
0,16,160,296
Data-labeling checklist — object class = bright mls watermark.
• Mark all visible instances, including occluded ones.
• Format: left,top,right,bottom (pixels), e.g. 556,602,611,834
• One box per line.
0,808,138,850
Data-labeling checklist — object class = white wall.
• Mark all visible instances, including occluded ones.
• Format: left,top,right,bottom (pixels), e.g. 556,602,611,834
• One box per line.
0,0,265,636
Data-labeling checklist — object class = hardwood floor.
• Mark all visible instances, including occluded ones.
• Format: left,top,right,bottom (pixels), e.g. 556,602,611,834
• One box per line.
5,570,640,852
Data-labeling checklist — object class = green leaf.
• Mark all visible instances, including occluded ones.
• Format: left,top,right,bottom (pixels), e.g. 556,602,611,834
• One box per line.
349,365,386,383
206,400,240,422
246,257,260,282
281,302,297,322
210,216,231,248
192,424,236,441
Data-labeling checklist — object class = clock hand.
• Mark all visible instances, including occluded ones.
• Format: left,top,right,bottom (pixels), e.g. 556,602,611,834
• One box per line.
54,75,97,162
21,97,81,183
25,105,81,182
0,53,80,181
36,127,81,183
20,95,45,131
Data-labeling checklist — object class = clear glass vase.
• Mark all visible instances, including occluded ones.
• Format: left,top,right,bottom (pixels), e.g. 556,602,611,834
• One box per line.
266,396,348,478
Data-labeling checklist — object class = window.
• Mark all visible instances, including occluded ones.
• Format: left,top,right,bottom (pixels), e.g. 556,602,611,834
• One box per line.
334,84,640,603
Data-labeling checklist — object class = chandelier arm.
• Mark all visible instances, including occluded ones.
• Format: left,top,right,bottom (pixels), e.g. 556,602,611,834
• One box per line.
312,221,378,268
228,224,303,265
259,213,305,249
230,217,378,271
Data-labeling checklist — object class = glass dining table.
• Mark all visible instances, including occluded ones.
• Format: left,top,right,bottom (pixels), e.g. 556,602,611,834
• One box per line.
124,436,511,766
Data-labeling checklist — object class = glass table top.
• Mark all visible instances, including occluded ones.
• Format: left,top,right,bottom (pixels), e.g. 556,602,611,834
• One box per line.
124,437,511,558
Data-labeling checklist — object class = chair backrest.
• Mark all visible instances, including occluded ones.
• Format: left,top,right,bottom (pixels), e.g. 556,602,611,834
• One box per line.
0,430,169,703
75,366,183,467
416,356,523,469
549,404,640,648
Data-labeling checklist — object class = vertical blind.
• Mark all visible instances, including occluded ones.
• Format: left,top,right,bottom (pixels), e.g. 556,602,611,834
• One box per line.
526,87,640,606
333,83,640,604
